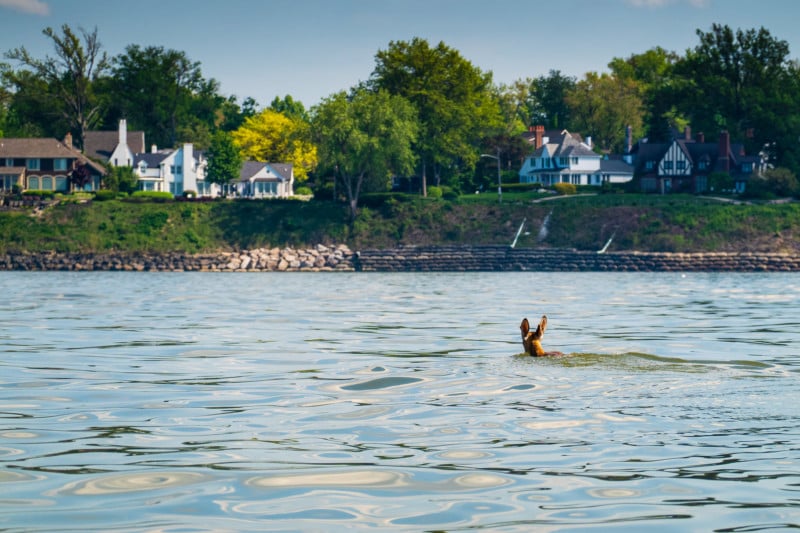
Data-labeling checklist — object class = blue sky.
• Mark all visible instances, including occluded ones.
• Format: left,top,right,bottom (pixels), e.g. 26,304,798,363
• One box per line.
1,0,799,109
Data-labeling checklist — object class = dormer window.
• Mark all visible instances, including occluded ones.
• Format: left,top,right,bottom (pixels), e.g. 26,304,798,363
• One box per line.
138,161,148,173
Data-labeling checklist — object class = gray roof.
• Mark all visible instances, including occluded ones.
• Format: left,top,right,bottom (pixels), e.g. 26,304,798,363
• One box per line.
0,138,106,175
239,161,293,182
531,131,597,159
133,152,171,166
600,158,634,174
84,129,145,163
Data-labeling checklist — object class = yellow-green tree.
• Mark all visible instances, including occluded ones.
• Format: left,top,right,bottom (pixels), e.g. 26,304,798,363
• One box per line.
232,108,317,181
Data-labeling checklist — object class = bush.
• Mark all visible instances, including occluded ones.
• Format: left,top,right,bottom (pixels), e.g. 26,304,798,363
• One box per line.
427,186,443,199
501,182,542,193
94,190,117,201
22,190,55,199
295,186,313,196
360,192,416,208
128,191,174,202
553,182,577,195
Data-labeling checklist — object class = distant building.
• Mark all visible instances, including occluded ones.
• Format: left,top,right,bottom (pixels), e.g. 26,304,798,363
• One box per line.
133,143,208,196
237,162,294,199
519,125,633,186
631,127,759,194
0,135,106,192
84,119,145,167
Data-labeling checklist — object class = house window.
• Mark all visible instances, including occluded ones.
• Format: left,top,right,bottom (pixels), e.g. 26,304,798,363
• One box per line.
55,176,68,191
27,158,40,170
41,176,53,190
176,165,182,174
54,158,68,171
571,157,579,165
663,161,673,171
645,161,654,171
3,158,12,167
559,157,568,167
698,160,708,170
676,160,686,171
28,176,40,189
742,163,753,173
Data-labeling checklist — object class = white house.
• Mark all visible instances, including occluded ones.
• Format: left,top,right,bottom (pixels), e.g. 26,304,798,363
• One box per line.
237,161,294,198
133,143,210,196
519,125,633,186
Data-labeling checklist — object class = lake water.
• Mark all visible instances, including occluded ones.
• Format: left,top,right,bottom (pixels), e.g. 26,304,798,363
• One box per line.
1,271,799,531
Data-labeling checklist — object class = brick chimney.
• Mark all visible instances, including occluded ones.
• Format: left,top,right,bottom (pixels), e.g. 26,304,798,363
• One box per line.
534,125,544,150
63,132,73,148
696,132,705,144
718,130,730,172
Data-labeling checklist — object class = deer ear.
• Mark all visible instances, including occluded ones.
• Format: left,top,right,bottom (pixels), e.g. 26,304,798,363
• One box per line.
520,318,530,335
538,315,547,336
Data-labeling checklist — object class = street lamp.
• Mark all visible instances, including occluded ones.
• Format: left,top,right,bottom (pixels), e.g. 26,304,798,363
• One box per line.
480,147,502,203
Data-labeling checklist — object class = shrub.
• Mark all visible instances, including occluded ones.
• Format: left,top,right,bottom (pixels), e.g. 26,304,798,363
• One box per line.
128,191,174,203
295,186,313,196
22,190,55,199
553,182,577,195
427,186,443,199
94,190,117,201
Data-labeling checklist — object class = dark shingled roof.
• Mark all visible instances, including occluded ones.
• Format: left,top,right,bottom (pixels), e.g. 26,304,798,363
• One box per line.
84,129,145,163
0,138,106,175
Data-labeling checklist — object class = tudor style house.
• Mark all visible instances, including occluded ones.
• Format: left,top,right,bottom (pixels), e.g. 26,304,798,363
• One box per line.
519,125,634,186
631,128,759,194
237,161,294,199
0,136,106,193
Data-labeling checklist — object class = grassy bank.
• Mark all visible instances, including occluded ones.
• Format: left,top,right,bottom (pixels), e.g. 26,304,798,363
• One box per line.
1,194,799,254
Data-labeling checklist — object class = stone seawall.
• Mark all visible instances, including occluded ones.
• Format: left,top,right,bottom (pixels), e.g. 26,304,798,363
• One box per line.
356,245,800,272
2,245,799,272
0,244,356,272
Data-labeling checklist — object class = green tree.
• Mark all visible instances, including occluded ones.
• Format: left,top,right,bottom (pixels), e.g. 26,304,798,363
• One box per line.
609,47,681,142
673,25,799,169
104,165,139,193
269,94,308,122
232,108,317,181
206,130,243,192
565,72,645,153
528,70,576,130
312,89,418,222
111,45,207,148
4,24,109,148
370,38,501,194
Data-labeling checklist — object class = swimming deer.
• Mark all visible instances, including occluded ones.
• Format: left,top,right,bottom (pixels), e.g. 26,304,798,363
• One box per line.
520,315,563,357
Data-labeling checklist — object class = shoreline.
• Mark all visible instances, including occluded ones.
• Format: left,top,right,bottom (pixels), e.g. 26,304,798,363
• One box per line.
2,245,799,272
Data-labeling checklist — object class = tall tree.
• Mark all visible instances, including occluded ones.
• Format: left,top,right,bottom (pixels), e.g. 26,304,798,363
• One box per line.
111,45,206,148
528,70,576,130
269,94,308,122
609,47,681,142
206,130,243,192
4,24,109,147
673,24,799,167
565,72,645,153
312,89,418,222
231,108,317,181
370,38,501,194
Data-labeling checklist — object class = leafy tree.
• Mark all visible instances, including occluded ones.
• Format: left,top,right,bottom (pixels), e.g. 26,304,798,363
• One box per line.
673,24,799,169
111,45,207,148
565,72,645,152
70,163,92,191
370,38,501,193
206,131,243,191
494,80,533,135
528,70,576,130
4,25,109,148
763,167,798,197
609,47,681,142
312,89,418,222
104,165,139,193
269,94,308,122
232,108,317,181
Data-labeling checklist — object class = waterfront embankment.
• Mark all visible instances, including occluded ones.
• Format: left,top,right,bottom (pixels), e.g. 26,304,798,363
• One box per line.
2,245,800,272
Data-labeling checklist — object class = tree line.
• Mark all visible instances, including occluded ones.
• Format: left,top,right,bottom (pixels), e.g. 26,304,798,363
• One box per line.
2,23,799,219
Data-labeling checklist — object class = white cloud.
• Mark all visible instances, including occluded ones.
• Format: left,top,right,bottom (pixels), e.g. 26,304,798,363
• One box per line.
0,0,50,15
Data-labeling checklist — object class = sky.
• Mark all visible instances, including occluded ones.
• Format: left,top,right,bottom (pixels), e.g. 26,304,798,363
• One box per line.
1,0,799,109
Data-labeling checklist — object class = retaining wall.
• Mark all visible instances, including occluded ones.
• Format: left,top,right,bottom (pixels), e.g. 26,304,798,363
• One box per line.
2,245,799,272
